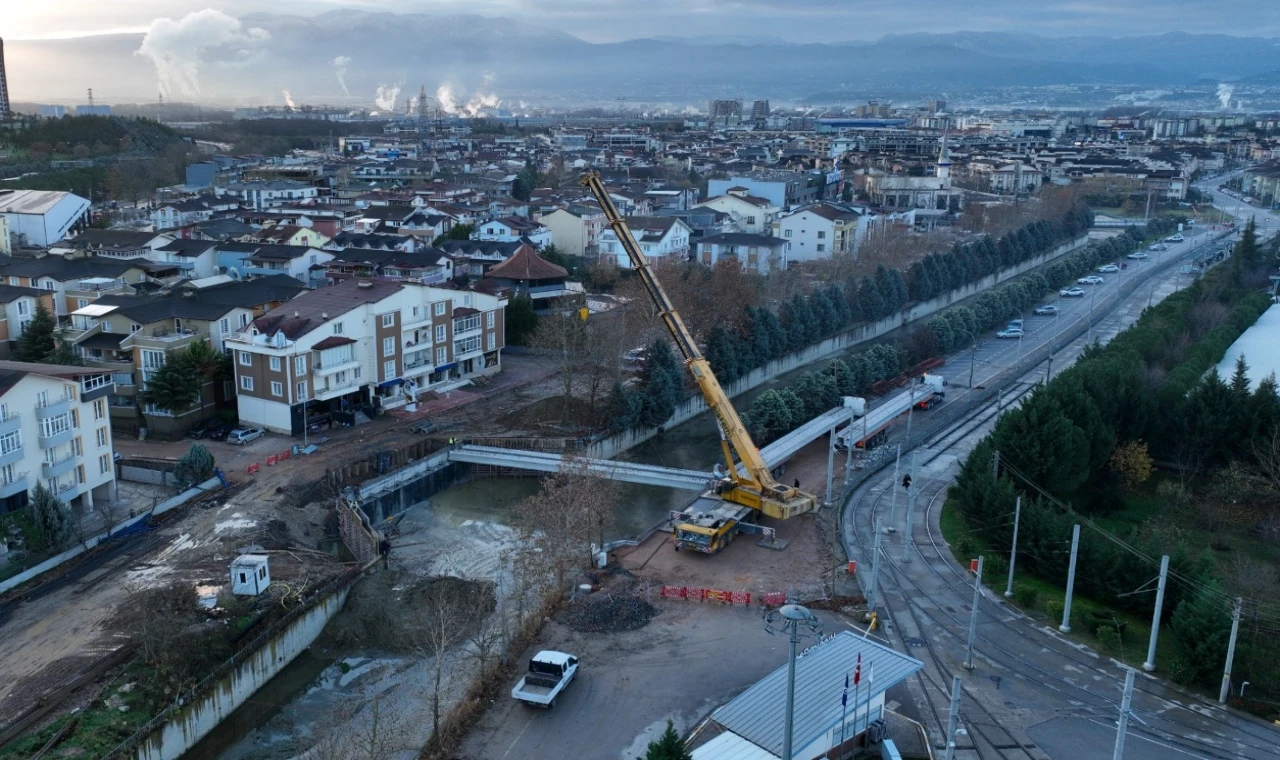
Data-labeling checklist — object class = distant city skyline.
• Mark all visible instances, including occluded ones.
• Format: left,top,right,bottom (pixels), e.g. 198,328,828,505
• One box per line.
9,1,1280,43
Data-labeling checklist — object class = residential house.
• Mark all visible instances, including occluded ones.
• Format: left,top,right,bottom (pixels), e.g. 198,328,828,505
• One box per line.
695,233,789,274
62,230,173,261
219,181,319,210
0,361,119,514
216,243,333,285
597,216,692,268
695,190,781,234
68,276,308,438
151,198,217,231
475,217,553,248
538,205,606,257
774,204,864,262
436,240,528,279
0,190,92,248
0,255,155,317
228,277,506,435
326,248,454,285
248,225,332,249
154,239,220,279
0,285,56,359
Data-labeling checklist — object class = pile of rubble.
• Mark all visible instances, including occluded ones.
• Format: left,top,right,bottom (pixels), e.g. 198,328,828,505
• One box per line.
561,596,657,633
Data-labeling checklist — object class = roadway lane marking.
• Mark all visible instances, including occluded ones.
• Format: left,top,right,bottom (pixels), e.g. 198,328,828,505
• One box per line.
500,715,536,759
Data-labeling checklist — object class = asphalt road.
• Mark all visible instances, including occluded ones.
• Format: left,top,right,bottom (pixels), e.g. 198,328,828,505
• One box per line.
843,175,1280,760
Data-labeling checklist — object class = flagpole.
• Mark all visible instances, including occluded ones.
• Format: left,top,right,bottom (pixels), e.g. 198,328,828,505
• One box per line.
864,661,874,744
838,673,849,753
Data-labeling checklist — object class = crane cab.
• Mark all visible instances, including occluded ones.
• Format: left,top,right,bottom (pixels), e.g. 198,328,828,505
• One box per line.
674,498,754,554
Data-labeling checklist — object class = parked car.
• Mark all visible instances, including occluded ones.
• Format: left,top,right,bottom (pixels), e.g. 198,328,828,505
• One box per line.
1033,305,1059,315
227,427,265,445
189,418,222,439
207,422,236,442
1059,287,1086,297
1167,234,1185,242
1097,264,1120,273
1127,252,1149,260
512,651,579,708
1149,243,1169,251
996,328,1024,339
1006,319,1023,331
1077,275,1105,285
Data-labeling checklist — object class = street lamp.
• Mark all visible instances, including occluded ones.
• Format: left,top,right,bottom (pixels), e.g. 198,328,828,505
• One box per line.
1011,308,1025,362
959,329,978,408
764,604,823,760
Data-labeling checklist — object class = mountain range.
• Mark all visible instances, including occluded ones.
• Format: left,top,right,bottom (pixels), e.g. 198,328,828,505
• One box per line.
5,11,1280,106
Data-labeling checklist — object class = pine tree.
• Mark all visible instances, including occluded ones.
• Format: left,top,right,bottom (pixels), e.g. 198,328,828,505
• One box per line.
607,381,644,432
638,340,682,428
14,303,57,362
22,481,74,553
139,349,202,415
504,296,539,346
173,444,216,489
43,331,83,365
640,720,692,760
858,277,886,321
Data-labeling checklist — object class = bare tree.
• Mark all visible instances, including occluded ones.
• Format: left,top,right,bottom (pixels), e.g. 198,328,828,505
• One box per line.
513,456,621,589
305,692,419,760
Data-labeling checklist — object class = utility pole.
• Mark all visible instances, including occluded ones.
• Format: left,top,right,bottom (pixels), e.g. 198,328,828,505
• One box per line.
943,676,963,760
1113,669,1135,760
902,451,918,563
1219,597,1243,704
866,518,883,615
1060,524,1081,633
824,427,836,507
888,444,901,533
1142,555,1170,672
904,386,917,447
1004,496,1021,598
992,449,1000,480
964,555,984,670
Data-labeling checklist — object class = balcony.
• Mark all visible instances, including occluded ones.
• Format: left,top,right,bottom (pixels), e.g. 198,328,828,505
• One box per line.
42,453,79,479
313,379,361,401
0,413,20,437
80,375,114,403
0,472,29,499
35,395,73,419
39,426,75,450
0,445,23,468
129,328,208,349
83,356,133,371
53,477,87,504
313,358,360,377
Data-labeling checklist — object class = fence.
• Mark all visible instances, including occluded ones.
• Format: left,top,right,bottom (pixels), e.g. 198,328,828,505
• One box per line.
325,438,446,487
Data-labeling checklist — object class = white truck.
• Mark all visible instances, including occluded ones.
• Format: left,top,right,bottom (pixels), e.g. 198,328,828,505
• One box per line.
511,650,578,708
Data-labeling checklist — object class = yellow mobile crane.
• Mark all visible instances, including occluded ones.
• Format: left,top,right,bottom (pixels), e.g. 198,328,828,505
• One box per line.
580,172,817,553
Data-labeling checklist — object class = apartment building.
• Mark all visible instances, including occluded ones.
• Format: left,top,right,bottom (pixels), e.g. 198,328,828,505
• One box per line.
538,205,606,256
597,217,692,268
0,255,156,317
0,285,55,359
0,361,117,514
695,190,781,235
775,204,864,261
229,277,506,435
68,277,308,437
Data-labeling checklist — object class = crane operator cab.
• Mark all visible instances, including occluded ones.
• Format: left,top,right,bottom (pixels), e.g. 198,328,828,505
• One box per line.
673,498,754,554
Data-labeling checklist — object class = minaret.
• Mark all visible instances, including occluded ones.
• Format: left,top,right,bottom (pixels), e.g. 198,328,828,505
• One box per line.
936,132,952,180
0,38,10,120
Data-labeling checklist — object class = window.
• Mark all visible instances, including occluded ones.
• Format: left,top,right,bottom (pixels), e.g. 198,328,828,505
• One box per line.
131,323,141,333
101,321,112,333
295,356,306,375
381,313,395,328
384,360,396,379
270,381,283,397
40,414,71,439
411,305,421,320
816,244,825,252
16,300,28,316
42,280,54,291
382,337,395,357
296,381,307,401
70,437,82,457
239,313,250,328
487,333,496,351
333,322,344,335
747,216,756,224
486,311,495,329
99,454,111,475
239,351,252,366
270,357,282,372
76,298,89,309
36,390,47,407
71,409,78,429
0,430,21,456
93,399,105,420
434,302,446,316
454,335,481,355
241,376,254,391
817,231,826,239
97,428,108,448
435,325,446,344
7,277,15,287
220,318,230,335
784,229,792,238
436,347,447,365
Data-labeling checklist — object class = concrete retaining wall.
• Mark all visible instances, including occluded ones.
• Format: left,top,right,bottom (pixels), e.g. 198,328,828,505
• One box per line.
588,235,1088,460
127,584,352,760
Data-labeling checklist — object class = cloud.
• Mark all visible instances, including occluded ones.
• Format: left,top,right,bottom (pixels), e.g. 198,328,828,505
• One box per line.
332,55,352,96
134,9,269,97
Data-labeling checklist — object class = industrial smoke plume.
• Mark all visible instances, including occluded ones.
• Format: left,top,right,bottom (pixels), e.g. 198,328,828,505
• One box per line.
135,9,268,98
1217,82,1235,110
333,56,352,96
436,73,502,117
374,82,402,112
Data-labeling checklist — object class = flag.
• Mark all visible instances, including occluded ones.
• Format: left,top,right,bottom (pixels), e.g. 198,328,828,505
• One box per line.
841,673,849,707
853,653,862,686
867,661,875,685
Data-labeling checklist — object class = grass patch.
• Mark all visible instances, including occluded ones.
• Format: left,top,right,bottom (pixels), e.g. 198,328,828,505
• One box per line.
937,497,1172,673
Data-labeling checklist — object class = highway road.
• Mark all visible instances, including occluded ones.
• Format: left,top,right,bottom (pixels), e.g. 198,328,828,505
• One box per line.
843,176,1280,760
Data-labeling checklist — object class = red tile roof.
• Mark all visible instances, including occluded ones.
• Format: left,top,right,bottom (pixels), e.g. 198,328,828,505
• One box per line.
484,245,568,282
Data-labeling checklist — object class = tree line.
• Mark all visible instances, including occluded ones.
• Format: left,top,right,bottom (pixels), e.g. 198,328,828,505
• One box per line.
951,219,1280,694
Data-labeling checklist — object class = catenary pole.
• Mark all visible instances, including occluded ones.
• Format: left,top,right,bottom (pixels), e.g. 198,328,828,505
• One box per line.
1060,524,1080,633
1142,555,1170,672
1113,669,1135,760
943,676,963,760
902,451,918,563
1004,496,1021,598
867,518,883,614
964,556,984,670
1219,597,1243,704
888,444,901,533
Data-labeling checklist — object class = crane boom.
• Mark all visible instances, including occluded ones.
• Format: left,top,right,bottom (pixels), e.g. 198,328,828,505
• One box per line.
580,172,815,520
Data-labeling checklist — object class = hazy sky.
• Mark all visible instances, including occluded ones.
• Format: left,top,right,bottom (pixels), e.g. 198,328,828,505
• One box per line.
8,0,1280,42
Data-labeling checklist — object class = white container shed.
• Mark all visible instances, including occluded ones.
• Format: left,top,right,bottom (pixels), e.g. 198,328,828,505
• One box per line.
230,554,271,596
